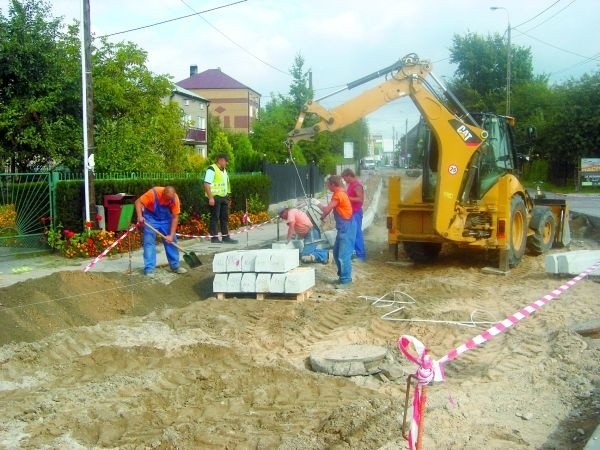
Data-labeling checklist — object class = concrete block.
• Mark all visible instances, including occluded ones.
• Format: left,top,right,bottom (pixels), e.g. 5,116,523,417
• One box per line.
241,251,260,272
323,230,337,247
226,251,244,272
269,273,287,293
272,241,293,249
240,272,257,292
212,251,236,273
545,250,600,275
255,273,271,293
255,249,299,272
544,254,558,274
225,272,242,292
271,240,304,251
284,267,315,293
213,273,228,292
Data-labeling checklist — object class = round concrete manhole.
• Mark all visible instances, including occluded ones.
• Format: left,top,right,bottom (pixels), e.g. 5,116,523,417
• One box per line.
309,344,388,376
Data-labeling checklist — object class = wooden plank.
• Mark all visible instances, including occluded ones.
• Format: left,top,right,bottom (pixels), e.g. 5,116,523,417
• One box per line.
214,288,312,302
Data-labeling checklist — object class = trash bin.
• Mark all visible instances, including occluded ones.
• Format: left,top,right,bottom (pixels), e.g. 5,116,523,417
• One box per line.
103,194,135,231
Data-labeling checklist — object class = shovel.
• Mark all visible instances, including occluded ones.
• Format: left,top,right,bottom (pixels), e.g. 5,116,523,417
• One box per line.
144,222,202,268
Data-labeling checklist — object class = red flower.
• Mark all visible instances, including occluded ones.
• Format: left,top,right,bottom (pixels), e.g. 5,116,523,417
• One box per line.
85,221,92,228
87,238,94,245
96,214,103,222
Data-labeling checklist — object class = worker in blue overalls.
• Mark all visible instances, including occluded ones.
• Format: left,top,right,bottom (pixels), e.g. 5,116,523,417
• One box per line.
135,186,187,278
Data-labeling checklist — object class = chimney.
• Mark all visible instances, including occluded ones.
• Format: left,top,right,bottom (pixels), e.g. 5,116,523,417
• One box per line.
190,65,198,77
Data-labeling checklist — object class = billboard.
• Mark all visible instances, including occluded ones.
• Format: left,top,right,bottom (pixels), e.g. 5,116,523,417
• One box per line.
581,158,600,186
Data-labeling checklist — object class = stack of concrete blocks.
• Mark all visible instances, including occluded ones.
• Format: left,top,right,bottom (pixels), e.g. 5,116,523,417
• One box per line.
212,248,315,301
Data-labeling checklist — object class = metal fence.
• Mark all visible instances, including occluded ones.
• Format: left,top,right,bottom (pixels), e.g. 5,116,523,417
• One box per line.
57,172,203,181
263,162,326,203
0,172,54,255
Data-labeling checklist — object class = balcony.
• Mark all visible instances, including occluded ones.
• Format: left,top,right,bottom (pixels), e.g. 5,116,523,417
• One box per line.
184,127,206,143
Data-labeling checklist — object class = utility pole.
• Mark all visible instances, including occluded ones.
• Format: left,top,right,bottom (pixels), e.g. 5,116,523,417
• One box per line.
81,0,96,224
506,21,511,115
491,6,511,116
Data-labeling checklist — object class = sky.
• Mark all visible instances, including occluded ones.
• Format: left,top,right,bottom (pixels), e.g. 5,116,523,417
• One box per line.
1,0,598,149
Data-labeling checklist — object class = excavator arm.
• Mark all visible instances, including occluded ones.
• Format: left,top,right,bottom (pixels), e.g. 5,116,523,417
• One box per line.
288,55,433,144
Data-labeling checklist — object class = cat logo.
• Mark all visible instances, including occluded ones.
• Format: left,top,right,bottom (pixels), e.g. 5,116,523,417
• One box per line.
449,119,482,147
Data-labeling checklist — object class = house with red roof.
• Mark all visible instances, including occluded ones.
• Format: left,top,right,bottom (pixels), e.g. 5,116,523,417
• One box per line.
177,66,260,135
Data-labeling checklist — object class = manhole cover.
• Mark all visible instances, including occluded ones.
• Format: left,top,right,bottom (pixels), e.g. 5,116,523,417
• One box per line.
309,344,388,376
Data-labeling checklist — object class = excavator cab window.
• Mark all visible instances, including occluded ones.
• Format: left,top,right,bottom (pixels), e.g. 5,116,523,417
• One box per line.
417,121,438,203
473,114,516,198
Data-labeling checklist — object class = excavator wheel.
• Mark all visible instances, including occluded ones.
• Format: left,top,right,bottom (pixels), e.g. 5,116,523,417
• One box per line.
527,207,556,255
508,196,528,267
403,241,442,264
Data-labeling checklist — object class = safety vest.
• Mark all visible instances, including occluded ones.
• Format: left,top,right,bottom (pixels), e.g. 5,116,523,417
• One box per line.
207,163,229,197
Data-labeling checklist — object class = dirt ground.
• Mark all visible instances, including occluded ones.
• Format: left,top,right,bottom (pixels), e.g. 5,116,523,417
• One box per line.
0,177,599,449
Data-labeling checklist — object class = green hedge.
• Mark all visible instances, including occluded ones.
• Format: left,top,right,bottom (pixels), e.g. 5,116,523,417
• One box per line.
55,174,271,232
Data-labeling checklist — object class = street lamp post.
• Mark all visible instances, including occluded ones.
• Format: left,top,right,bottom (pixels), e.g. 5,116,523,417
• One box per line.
491,6,511,116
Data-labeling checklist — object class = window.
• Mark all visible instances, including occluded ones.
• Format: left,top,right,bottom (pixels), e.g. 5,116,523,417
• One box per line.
198,117,206,129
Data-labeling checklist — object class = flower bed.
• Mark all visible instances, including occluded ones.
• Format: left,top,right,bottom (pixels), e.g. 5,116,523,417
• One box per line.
44,210,272,258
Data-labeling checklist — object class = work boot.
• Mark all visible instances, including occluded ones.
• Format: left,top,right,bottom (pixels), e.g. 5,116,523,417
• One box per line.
301,255,316,263
222,237,238,244
211,237,220,243
172,267,188,274
335,281,353,290
145,271,155,279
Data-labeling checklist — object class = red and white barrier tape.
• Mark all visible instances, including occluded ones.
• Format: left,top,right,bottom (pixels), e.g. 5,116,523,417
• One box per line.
83,225,137,272
398,259,600,450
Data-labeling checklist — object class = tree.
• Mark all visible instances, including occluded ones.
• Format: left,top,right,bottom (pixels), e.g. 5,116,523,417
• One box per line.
288,54,313,112
250,95,296,163
226,132,262,172
449,32,535,113
0,0,81,171
91,39,188,172
537,72,600,184
207,130,234,171
0,1,191,173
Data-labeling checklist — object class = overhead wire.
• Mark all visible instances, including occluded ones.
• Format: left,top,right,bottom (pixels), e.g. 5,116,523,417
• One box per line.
97,0,247,39
510,0,598,76
512,0,563,29
178,0,291,77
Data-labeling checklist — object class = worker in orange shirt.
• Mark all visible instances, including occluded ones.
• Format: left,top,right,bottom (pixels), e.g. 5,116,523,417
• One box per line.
319,175,356,289
135,186,187,278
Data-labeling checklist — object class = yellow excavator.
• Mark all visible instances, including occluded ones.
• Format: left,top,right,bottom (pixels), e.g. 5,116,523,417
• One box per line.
287,53,570,269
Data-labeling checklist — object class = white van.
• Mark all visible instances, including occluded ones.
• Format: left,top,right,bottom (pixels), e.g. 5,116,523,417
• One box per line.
361,157,376,170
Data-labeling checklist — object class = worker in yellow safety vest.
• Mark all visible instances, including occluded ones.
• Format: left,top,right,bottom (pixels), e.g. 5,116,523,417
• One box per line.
203,153,238,244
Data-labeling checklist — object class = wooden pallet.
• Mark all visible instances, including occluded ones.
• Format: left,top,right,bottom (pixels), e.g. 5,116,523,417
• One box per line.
215,289,312,302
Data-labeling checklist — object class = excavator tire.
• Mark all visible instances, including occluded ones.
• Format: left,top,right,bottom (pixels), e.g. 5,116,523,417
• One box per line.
508,196,528,267
403,241,442,263
527,207,556,255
